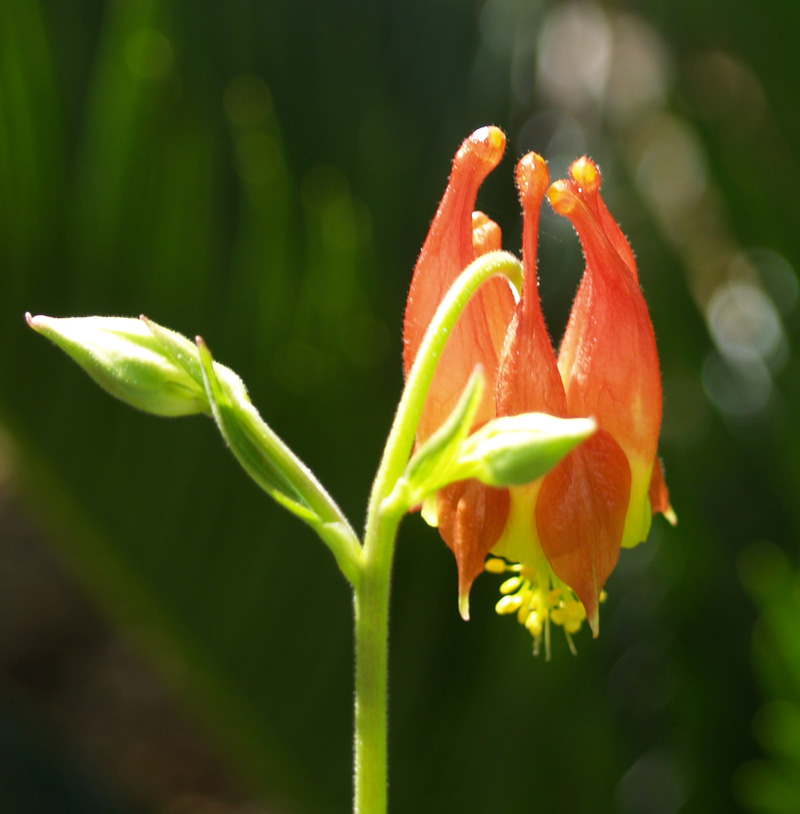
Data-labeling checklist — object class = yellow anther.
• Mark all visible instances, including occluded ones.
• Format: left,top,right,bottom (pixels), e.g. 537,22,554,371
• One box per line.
547,589,563,607
599,590,608,603
495,595,523,615
490,556,596,655
564,600,586,621
500,576,522,594
485,557,508,574
525,611,543,637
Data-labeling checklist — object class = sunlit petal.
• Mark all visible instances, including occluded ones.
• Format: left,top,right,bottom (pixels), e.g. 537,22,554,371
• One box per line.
404,127,516,443
436,480,510,619
536,429,631,634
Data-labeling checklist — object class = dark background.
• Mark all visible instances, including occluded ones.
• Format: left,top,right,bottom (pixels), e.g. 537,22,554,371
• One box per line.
2,0,800,811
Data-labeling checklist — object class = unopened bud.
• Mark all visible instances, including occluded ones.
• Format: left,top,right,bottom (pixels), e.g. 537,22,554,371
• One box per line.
27,314,208,417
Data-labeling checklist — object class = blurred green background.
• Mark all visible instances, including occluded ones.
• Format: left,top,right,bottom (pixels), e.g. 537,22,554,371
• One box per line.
2,0,800,811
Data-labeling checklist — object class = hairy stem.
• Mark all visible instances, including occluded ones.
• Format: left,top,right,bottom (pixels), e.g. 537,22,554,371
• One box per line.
352,251,522,813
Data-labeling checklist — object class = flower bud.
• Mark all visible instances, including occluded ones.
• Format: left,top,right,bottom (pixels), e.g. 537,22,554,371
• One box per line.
27,314,208,417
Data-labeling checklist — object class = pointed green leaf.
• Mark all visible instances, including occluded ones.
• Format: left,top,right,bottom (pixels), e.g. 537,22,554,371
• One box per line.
403,366,485,497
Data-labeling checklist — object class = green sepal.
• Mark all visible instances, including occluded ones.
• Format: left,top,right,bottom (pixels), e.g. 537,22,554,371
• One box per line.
140,314,206,390
141,315,248,420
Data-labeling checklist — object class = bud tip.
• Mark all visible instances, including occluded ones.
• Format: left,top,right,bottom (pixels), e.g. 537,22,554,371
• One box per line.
460,125,506,167
569,156,601,193
516,152,550,201
546,180,580,215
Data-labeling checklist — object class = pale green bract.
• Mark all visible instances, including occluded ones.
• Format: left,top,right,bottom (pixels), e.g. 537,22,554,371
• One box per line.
453,412,597,487
386,365,596,518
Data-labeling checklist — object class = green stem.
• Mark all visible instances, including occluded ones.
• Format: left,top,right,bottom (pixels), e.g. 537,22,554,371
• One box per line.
353,509,398,814
352,250,523,813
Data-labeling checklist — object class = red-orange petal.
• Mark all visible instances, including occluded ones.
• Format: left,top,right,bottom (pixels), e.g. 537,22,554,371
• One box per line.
496,152,566,419
540,159,666,614
436,480,510,619
568,157,638,281
472,211,502,255
536,428,631,634
648,455,675,524
403,127,516,443
548,173,661,467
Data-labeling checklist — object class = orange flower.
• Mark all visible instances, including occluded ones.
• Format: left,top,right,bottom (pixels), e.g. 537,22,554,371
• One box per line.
404,127,674,652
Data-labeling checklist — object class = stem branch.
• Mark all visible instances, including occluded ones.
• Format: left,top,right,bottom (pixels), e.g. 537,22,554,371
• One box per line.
351,250,523,813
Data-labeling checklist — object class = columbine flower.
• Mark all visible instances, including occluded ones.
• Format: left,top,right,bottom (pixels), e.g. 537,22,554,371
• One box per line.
404,127,674,655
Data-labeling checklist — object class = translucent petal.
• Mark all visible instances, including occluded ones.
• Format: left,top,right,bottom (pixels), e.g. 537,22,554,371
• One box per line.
403,127,515,443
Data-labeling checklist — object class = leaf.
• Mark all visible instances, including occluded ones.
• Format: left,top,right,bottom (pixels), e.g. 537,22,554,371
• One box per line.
400,366,485,508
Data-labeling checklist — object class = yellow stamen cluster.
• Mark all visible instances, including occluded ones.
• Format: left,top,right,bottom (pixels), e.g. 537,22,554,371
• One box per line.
485,557,606,659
